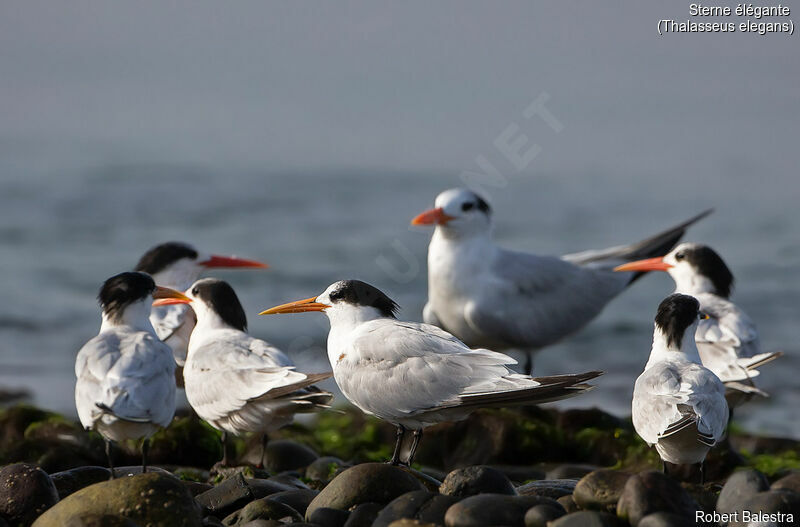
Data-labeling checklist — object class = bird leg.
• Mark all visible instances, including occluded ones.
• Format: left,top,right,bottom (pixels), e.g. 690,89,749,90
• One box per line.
389,425,406,465
662,459,667,476
258,434,269,469
524,352,534,376
105,440,115,480
220,431,228,466
699,462,704,485
407,429,423,466
141,438,150,473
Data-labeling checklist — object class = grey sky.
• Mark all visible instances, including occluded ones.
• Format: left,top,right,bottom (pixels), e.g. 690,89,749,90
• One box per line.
1,1,797,194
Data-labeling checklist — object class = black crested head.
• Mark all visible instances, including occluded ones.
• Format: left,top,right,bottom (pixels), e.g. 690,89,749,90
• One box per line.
190,278,247,332
465,190,491,215
654,293,700,349
328,280,399,318
135,242,199,275
99,272,156,321
678,244,734,298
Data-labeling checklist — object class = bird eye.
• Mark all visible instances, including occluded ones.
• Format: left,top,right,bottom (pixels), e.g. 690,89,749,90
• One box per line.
675,253,685,260
329,290,342,301
461,202,475,212
699,312,709,320
192,287,199,296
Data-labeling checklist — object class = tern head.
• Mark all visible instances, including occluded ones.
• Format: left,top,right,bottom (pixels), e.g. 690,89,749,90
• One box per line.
653,293,706,351
185,278,247,332
614,242,734,298
260,280,399,322
135,241,268,289
99,271,190,324
411,188,492,238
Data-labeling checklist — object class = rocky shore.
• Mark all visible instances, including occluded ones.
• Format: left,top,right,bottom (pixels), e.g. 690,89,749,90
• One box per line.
1,403,798,526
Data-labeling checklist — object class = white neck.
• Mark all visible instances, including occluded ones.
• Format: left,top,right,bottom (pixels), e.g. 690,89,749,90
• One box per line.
151,260,203,291
644,324,701,370
325,304,385,366
100,298,157,334
669,270,717,296
192,304,233,333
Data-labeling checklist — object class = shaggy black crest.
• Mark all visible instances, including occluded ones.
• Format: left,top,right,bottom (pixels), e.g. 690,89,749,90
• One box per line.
135,242,198,275
329,280,400,318
467,191,492,215
99,272,156,321
679,245,734,298
191,278,247,332
655,293,700,349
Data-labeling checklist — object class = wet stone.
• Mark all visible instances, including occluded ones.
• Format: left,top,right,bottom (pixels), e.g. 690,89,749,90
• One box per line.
196,473,291,518
616,471,699,526
61,514,140,526
546,464,601,480
557,494,580,514
305,463,424,520
443,494,562,527
342,502,383,527
307,506,350,527
771,471,800,493
0,462,59,526
221,497,302,525
439,465,516,498
487,465,546,485
716,469,770,516
49,466,110,499
372,490,458,527
548,510,618,527
573,469,631,512
637,511,687,527
265,489,319,517
524,503,566,526
516,479,577,499
728,490,800,527
259,440,319,473
306,457,349,485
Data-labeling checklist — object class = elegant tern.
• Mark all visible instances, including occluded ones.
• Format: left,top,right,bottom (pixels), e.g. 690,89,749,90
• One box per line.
134,241,267,367
173,278,333,466
632,293,728,482
260,279,602,465
412,188,712,374
75,272,188,475
615,243,781,408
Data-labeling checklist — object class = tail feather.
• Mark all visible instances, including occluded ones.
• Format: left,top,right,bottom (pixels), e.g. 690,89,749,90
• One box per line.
95,402,151,424
450,371,603,409
249,372,333,402
738,351,783,371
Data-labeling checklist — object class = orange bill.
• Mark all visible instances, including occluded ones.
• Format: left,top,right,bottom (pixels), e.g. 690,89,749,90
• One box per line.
613,256,673,273
259,296,330,315
199,255,268,269
411,207,455,226
152,286,192,306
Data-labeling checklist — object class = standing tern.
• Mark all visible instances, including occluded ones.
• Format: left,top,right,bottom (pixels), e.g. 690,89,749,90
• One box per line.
174,278,333,466
615,243,781,408
134,241,268,367
260,279,602,466
632,293,728,482
75,272,188,475
411,188,712,374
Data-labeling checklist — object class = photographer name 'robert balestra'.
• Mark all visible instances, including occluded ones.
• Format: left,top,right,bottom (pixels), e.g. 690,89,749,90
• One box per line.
696,510,794,525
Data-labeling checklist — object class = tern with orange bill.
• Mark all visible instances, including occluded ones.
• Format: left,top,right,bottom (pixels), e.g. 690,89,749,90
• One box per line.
412,188,712,374
134,242,268,367
168,278,333,467
260,279,602,466
615,242,782,407
75,272,190,476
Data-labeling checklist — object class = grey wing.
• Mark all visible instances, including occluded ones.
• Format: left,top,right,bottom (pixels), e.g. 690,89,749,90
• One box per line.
695,295,762,382
75,333,119,429
465,250,628,348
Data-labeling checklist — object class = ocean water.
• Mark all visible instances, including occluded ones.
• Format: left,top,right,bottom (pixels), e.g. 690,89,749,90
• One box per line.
1,164,797,437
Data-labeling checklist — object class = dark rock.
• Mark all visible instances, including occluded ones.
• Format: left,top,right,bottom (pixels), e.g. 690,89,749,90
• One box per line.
211,465,271,482
49,466,111,499
716,469,770,516
203,517,224,527
61,514,140,526
772,471,800,493
616,471,699,526
305,463,424,519
0,388,30,404
148,415,223,469
397,467,442,492
486,465,545,484
388,521,437,527
306,457,349,484
729,434,800,456
184,481,214,497
516,479,577,499
5,419,106,472
0,462,59,526
547,464,601,480
637,511,686,527
222,497,302,525
110,465,173,479
681,482,719,516
266,474,309,490
729,490,800,527
443,494,562,527
247,440,318,473
196,473,292,518
573,469,631,512
343,502,383,527
266,489,319,516
557,408,626,433
307,507,350,527
524,503,566,526
0,405,55,451
373,491,458,527
549,511,618,526
236,521,282,527
32,472,201,527
557,494,580,514
439,465,516,498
